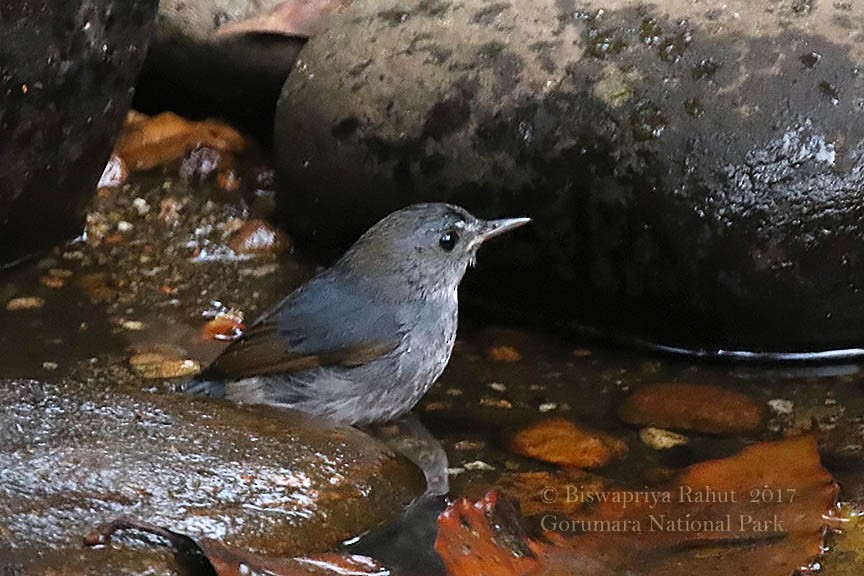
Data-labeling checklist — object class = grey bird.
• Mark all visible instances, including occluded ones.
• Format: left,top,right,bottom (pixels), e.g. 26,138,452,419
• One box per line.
186,203,529,426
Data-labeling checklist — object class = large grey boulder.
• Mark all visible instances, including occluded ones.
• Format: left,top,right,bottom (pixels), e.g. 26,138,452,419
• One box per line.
0,0,159,268
274,0,864,352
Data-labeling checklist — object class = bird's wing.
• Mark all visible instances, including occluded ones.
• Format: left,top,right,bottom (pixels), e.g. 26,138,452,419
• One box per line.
199,272,404,381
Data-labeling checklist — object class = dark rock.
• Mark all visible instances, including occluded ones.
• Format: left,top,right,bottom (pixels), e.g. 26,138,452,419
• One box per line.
274,0,864,352
133,0,307,139
0,0,158,269
0,379,423,567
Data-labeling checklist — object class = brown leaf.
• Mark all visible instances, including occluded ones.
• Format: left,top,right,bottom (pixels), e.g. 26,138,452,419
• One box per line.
435,491,546,576
214,0,349,39
437,437,838,576
115,112,247,171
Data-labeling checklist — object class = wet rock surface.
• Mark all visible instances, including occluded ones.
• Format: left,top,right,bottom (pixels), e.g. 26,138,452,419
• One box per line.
0,0,159,268
0,378,422,566
274,0,864,351
1,117,863,573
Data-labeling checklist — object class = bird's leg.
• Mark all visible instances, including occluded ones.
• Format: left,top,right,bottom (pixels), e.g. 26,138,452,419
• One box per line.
368,413,450,496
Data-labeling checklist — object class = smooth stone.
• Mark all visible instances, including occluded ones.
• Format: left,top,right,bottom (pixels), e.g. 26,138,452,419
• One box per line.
618,383,765,435
0,0,159,268
0,379,423,567
273,0,864,352
504,417,628,468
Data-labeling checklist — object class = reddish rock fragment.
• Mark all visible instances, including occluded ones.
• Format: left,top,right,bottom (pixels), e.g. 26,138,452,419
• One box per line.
203,310,245,341
487,345,523,362
505,418,628,469
228,219,293,255
618,383,765,435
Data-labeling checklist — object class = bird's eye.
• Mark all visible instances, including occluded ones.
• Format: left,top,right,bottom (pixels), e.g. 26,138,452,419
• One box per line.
439,231,459,251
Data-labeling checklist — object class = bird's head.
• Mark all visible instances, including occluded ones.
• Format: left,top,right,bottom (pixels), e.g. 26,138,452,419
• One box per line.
339,203,530,299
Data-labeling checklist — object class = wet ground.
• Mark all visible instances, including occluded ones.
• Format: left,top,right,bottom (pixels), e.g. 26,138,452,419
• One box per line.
1,132,863,574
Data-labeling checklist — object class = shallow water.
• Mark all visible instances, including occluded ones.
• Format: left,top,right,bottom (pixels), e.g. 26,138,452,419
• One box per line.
1,167,862,575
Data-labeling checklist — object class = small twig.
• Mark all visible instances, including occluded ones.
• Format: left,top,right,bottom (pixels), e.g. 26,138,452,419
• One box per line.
83,515,198,552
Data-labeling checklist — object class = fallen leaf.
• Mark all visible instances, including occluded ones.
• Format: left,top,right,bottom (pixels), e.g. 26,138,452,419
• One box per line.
493,470,604,517
437,437,839,576
115,112,247,171
215,0,349,39
436,491,547,576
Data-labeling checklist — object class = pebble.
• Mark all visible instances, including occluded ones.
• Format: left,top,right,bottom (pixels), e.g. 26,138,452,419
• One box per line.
132,198,151,215
769,398,795,415
129,353,200,379
120,320,145,331
639,427,688,450
454,440,486,451
486,345,523,363
228,219,293,255
480,398,512,409
505,418,628,469
463,460,495,471
97,154,128,188
618,383,765,435
40,275,65,289
6,297,45,311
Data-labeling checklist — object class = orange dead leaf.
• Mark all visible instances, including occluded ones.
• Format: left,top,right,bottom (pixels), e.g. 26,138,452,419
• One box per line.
437,437,838,576
115,112,247,171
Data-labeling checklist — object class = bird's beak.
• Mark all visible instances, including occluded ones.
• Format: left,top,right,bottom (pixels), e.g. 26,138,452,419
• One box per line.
470,217,531,249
